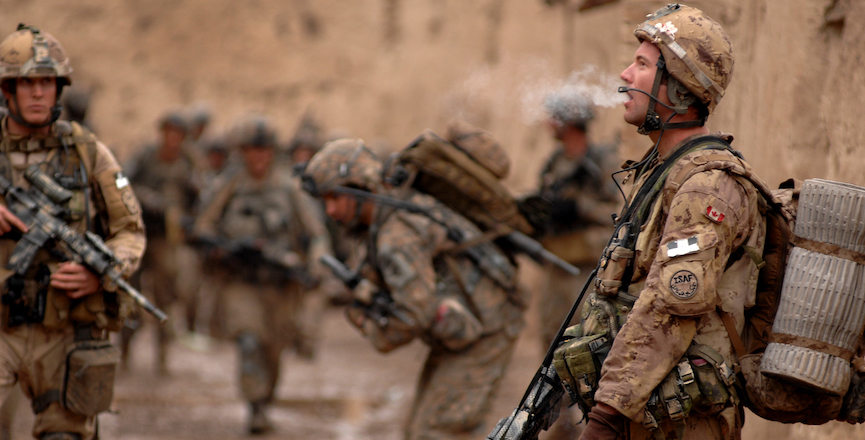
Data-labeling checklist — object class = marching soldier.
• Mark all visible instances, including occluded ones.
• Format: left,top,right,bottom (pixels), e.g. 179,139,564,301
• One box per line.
0,24,145,440
193,115,331,434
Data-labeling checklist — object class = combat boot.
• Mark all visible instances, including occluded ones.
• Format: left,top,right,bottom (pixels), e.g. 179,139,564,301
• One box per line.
247,400,273,435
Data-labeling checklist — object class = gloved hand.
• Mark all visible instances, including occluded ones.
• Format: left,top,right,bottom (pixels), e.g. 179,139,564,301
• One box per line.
579,405,626,440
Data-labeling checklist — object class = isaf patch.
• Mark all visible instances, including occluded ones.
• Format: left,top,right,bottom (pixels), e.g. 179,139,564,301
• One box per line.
669,270,699,299
705,205,725,223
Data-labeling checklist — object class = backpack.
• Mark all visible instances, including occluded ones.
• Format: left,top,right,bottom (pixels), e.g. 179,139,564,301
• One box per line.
395,125,535,237
664,146,865,424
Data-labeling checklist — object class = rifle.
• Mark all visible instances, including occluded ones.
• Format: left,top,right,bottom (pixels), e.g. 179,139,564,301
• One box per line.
319,254,415,328
192,235,319,289
330,186,581,277
0,165,168,323
487,269,597,440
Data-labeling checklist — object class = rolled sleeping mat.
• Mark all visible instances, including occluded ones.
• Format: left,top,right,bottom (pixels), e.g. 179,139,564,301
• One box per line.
761,179,865,395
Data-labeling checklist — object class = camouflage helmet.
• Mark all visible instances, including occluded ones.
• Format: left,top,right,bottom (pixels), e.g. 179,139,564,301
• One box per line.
301,138,382,197
231,114,278,149
634,3,733,113
0,24,72,86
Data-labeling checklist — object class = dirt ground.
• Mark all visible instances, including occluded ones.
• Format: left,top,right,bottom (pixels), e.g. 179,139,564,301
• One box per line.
3,263,865,440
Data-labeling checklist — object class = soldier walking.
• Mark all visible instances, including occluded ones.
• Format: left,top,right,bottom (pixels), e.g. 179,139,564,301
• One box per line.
0,24,145,440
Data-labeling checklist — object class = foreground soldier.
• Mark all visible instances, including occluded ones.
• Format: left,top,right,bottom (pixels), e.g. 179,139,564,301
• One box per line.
0,25,145,440
124,111,201,374
554,4,762,440
302,139,524,440
193,115,330,434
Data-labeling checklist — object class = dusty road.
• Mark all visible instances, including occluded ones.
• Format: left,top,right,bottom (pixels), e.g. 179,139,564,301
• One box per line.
6,288,865,440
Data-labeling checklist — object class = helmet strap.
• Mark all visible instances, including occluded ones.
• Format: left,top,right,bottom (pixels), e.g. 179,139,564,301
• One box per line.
637,56,705,135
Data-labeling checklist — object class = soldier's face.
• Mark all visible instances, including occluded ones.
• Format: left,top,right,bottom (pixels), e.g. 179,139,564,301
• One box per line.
242,145,274,179
620,41,669,127
10,77,56,125
323,193,358,225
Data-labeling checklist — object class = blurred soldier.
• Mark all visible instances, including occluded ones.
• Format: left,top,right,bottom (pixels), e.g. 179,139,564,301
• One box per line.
0,25,145,440
535,92,620,440
286,111,322,167
536,92,620,349
124,111,200,374
187,103,211,144
302,139,525,440
553,5,756,439
59,87,93,133
193,115,331,434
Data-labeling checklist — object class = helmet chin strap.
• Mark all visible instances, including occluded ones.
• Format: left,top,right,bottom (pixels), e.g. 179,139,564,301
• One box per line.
618,56,705,135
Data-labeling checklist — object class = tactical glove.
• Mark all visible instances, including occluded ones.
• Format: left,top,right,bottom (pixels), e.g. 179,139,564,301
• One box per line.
579,406,626,440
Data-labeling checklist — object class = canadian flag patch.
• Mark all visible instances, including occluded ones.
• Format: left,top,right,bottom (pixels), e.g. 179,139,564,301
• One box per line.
705,206,725,223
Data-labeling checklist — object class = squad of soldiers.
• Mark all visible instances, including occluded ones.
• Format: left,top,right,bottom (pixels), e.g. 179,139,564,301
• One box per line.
4,3,865,440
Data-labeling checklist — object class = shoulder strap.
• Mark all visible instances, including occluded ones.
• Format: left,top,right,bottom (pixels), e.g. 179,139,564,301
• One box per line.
67,121,98,175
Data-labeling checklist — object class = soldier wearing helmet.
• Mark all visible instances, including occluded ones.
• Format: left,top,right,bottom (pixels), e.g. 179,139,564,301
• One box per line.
551,4,765,440
302,137,524,440
534,90,621,440
122,110,202,375
0,24,145,440
192,115,332,434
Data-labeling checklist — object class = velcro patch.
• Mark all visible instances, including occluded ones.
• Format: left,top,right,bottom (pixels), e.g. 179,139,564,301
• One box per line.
705,206,725,223
669,270,699,299
115,172,129,189
666,236,700,258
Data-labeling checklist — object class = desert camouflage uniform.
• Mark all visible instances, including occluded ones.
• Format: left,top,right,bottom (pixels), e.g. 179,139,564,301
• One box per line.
0,119,145,440
537,144,619,348
125,142,200,370
589,136,765,439
349,190,525,440
193,165,330,406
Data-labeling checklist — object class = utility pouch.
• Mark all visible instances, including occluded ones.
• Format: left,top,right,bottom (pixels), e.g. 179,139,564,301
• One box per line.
594,245,634,297
552,330,612,409
644,357,702,431
63,339,120,416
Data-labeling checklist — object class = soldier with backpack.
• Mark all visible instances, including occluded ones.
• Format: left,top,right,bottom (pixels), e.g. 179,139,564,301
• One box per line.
301,131,526,440
551,4,765,439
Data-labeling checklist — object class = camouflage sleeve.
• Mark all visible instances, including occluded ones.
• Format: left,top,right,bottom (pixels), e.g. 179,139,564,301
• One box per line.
357,213,439,351
594,169,754,421
91,140,146,277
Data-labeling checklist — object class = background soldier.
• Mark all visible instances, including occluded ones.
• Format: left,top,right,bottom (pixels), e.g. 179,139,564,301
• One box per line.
535,91,620,440
302,138,525,440
0,25,145,440
554,5,759,440
192,115,331,434
124,111,201,374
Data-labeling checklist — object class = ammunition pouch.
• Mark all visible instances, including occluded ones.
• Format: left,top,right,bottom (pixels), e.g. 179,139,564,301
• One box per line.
2,268,50,328
552,325,612,412
32,327,120,417
594,244,634,297
643,343,738,434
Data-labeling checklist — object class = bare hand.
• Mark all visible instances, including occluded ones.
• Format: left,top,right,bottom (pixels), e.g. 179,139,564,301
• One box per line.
0,204,27,235
50,262,101,299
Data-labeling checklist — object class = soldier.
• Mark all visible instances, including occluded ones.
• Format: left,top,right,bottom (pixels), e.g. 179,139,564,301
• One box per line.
535,91,620,440
193,115,331,434
536,91,620,347
553,4,761,440
301,138,525,440
0,24,145,440
124,111,200,374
